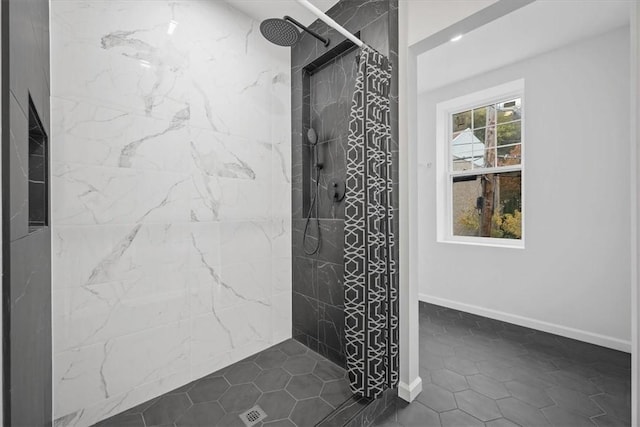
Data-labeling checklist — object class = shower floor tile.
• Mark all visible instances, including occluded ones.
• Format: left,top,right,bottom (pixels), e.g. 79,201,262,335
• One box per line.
94,340,351,427
373,302,631,427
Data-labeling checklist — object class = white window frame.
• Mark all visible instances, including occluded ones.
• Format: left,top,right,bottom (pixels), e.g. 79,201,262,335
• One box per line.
436,79,525,249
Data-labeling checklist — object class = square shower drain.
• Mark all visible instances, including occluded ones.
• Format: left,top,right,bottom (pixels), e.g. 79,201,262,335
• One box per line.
239,405,267,427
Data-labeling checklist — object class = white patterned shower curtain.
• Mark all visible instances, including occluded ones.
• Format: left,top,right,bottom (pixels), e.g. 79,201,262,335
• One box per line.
344,45,398,399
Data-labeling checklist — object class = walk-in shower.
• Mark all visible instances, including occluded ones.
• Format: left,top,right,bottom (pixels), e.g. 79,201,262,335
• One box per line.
41,0,399,426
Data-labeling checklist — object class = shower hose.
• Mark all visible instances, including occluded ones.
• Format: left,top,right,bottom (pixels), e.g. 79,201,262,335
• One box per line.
303,165,321,255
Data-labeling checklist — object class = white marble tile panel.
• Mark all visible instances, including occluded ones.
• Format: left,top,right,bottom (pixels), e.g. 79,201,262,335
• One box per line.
51,1,192,120
271,291,292,344
54,369,190,427
271,217,292,259
190,127,272,180
217,178,272,220
54,342,106,420
188,221,221,268
52,162,191,226
52,0,286,142
271,68,292,145
272,257,292,295
189,261,271,316
219,220,272,265
221,260,272,308
51,97,193,173
52,223,192,290
53,270,190,353
101,321,190,398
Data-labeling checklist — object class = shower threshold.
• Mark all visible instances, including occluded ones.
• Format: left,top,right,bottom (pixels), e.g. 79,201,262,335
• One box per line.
94,339,354,427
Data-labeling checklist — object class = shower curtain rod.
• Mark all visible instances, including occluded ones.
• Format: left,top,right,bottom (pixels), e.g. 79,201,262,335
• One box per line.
295,0,365,47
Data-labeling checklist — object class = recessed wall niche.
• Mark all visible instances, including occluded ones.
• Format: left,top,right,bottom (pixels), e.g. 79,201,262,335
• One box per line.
28,95,48,231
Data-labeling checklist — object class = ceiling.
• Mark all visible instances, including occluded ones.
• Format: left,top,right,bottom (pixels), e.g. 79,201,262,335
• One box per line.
224,0,340,26
417,0,631,93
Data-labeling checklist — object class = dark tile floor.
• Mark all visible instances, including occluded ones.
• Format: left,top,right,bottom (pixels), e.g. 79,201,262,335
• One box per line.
95,339,353,427
374,302,631,427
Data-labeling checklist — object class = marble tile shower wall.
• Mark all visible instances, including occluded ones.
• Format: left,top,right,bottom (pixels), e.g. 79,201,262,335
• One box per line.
50,2,291,426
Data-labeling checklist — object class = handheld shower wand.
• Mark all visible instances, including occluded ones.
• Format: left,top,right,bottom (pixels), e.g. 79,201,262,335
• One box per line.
303,128,322,255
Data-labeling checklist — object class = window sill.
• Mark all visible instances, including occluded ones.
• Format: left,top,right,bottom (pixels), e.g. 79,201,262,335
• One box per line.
438,236,525,249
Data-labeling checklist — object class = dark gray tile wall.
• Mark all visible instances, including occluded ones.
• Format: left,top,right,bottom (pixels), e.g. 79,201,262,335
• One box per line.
3,0,52,424
291,0,399,368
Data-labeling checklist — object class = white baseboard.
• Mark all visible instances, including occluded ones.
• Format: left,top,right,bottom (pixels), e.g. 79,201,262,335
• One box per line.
398,376,422,403
419,294,632,353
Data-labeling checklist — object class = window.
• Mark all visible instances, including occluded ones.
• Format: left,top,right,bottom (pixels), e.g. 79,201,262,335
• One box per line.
436,80,524,248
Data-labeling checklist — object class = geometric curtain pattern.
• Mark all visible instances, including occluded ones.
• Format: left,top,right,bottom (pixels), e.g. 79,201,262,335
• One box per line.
344,45,398,398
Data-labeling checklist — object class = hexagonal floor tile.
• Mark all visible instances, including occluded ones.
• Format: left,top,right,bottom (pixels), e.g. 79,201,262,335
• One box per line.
396,401,440,427
255,349,289,370
143,393,192,426
277,339,307,356
175,401,225,426
219,383,261,413
320,378,352,407
289,398,334,426
255,368,292,392
215,411,248,427
431,369,469,392
313,360,345,381
504,380,553,409
440,409,484,427
445,356,480,376
546,386,604,417
264,419,296,427
416,383,456,412
467,374,510,400
496,397,550,427
542,405,597,427
286,373,323,399
94,414,145,427
283,355,316,375
187,377,230,404
224,362,262,385
257,390,296,422
454,389,501,422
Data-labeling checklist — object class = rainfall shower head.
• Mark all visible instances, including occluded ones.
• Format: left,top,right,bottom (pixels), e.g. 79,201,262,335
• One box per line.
260,18,300,47
260,16,330,48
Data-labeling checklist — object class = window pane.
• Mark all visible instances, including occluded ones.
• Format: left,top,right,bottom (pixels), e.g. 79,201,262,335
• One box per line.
473,128,485,143
453,159,471,171
473,107,487,128
452,175,481,237
497,121,521,146
497,144,522,166
482,148,496,168
451,128,483,168
452,171,522,239
452,110,472,133
497,98,521,123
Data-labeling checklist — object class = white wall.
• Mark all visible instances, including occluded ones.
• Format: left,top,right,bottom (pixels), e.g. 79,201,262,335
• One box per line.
50,1,291,426
418,27,632,350
406,0,498,46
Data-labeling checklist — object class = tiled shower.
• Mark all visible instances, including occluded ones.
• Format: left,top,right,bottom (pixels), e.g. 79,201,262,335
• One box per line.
0,0,399,425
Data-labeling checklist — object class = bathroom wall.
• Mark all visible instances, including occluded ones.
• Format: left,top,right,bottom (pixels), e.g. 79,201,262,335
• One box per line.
50,1,291,425
291,0,399,366
418,27,631,350
4,0,52,424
